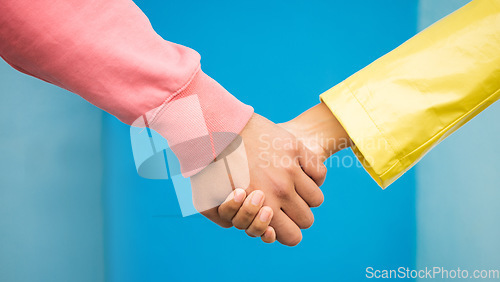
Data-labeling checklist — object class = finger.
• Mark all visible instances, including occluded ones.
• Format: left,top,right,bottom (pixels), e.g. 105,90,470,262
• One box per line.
294,171,324,207
245,206,273,237
261,226,276,243
200,207,232,228
281,193,315,229
271,209,302,246
218,188,246,222
298,143,327,186
232,190,265,230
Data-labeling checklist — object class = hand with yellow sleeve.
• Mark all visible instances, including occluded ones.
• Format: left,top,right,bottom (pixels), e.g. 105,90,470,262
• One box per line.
210,0,500,246
282,0,500,188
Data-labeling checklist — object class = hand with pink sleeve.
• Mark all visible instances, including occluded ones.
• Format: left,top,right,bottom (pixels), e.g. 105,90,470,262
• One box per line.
0,0,326,246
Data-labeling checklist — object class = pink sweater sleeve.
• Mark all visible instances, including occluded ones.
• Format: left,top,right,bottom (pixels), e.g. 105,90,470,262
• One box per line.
0,0,253,176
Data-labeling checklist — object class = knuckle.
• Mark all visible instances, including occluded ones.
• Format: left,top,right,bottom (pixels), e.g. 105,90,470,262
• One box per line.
272,180,293,199
274,185,291,199
241,206,257,218
228,203,241,213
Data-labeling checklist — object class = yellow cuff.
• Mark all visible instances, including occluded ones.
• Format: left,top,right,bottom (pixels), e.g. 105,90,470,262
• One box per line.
320,82,408,189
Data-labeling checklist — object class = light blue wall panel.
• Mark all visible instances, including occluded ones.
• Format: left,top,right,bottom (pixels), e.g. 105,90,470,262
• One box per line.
0,60,105,282
416,0,500,279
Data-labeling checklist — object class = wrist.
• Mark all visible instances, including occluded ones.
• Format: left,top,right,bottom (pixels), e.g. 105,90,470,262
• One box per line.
280,102,352,160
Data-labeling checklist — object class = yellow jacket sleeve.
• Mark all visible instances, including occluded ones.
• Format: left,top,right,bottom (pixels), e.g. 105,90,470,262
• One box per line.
320,0,500,188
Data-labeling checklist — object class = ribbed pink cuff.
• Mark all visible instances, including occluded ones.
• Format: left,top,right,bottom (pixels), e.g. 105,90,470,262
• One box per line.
145,69,253,177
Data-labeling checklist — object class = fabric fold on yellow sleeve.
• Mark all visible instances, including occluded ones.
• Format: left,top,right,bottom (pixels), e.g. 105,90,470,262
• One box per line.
320,84,407,188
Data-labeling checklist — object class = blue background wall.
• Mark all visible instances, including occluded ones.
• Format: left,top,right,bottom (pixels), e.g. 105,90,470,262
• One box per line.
5,1,497,282
103,1,417,281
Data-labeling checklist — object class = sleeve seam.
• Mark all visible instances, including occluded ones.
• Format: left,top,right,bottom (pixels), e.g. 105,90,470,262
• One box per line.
148,64,202,127
343,83,402,165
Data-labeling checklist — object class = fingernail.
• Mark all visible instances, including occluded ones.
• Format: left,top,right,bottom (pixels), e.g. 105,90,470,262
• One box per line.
234,189,245,203
251,191,263,206
259,207,272,222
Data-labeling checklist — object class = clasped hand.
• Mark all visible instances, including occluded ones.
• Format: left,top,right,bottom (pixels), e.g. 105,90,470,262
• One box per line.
191,110,338,246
